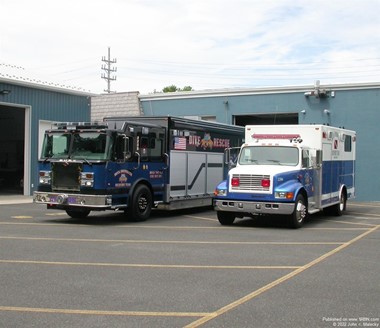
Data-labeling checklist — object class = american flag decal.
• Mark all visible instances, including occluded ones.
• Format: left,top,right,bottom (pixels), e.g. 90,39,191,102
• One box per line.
174,137,187,150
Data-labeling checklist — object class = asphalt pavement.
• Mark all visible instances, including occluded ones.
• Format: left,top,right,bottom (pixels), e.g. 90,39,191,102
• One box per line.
0,200,379,328
0,194,33,205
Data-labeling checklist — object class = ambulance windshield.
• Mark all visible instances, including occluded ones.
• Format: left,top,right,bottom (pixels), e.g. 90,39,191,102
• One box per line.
239,146,299,166
41,132,113,161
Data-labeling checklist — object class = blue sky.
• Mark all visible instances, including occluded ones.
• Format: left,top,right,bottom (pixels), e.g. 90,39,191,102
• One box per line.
1,0,380,94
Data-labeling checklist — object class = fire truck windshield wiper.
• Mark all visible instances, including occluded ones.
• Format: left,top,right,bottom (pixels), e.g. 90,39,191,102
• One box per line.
75,156,92,166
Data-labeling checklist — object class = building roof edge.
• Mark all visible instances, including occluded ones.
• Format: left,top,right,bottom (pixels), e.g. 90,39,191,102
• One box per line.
139,82,380,101
0,77,96,96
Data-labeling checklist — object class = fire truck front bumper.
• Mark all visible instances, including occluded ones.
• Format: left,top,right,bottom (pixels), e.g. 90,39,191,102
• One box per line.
33,191,113,209
214,199,295,215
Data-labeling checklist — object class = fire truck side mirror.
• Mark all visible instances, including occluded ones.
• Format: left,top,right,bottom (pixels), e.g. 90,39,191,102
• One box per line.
123,136,132,160
115,134,131,161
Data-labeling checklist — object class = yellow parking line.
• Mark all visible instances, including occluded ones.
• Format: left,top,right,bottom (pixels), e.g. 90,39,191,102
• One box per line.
348,212,380,218
0,222,88,227
0,306,209,317
184,215,217,222
0,222,226,229
308,227,369,231
11,216,33,219
184,224,380,328
349,203,380,208
325,219,377,227
0,236,343,246
0,259,300,270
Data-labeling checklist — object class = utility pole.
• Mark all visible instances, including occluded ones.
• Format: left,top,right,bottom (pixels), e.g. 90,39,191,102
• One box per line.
101,47,117,93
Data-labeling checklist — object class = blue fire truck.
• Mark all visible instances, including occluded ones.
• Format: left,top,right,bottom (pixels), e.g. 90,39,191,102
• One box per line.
34,116,244,221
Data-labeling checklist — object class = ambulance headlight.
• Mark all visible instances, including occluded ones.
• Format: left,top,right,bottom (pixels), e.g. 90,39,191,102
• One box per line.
214,188,227,197
275,191,294,199
39,171,51,185
80,172,94,187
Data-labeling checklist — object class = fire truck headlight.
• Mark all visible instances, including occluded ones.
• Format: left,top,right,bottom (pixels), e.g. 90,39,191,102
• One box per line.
81,172,94,187
39,171,51,185
275,191,294,199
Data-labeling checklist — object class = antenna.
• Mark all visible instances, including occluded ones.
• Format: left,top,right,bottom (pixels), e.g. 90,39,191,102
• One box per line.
101,47,117,93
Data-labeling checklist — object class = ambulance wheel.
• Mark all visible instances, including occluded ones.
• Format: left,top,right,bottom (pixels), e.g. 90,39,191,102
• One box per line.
333,191,347,216
65,208,90,219
217,212,235,225
129,184,152,221
288,194,307,229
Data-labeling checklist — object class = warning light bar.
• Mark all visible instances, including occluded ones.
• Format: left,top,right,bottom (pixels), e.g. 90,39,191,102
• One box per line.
252,134,301,139
53,122,108,130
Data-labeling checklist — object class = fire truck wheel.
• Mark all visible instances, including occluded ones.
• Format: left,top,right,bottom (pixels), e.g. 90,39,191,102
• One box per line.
129,184,152,221
289,194,307,229
217,211,235,225
65,208,91,219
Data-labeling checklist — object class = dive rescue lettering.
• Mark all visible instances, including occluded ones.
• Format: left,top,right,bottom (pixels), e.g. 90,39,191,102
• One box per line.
188,135,230,148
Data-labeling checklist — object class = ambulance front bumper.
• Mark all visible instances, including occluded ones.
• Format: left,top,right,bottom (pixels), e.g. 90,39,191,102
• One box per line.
214,199,295,215
33,191,112,209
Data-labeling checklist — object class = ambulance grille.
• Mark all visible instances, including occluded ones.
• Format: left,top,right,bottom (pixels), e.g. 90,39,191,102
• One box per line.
231,174,271,192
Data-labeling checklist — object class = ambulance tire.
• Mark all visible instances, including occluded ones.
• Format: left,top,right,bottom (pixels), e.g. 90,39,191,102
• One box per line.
217,211,235,225
288,194,307,229
333,191,347,216
65,208,91,219
129,184,152,222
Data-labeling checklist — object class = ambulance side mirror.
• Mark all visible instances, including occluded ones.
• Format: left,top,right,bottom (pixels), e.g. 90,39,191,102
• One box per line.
316,150,322,167
225,147,240,169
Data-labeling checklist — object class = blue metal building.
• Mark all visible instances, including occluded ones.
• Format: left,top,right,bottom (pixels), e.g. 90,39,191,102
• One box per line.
0,78,92,196
140,82,380,201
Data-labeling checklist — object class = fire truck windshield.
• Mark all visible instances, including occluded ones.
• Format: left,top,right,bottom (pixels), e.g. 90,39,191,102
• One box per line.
239,146,299,166
41,132,113,161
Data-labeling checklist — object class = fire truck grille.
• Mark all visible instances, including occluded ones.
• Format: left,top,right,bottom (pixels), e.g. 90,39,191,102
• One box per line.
52,162,82,192
231,174,271,192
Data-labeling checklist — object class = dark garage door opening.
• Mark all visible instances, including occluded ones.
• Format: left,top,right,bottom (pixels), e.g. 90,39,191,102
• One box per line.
234,113,299,126
0,105,25,194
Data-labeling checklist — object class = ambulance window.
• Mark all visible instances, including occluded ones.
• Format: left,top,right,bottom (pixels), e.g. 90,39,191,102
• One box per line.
344,135,352,152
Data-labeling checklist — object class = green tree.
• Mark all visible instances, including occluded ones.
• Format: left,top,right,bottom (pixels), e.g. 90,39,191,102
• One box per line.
162,85,193,93
162,85,179,93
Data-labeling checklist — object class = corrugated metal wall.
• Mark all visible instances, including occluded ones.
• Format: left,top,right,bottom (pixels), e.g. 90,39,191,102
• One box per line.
0,80,91,195
140,84,380,201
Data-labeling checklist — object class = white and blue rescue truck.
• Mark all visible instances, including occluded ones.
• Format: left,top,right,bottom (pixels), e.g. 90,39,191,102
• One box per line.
33,116,244,221
213,124,356,228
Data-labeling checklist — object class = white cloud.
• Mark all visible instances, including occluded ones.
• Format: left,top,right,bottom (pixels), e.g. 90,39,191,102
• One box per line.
1,0,379,93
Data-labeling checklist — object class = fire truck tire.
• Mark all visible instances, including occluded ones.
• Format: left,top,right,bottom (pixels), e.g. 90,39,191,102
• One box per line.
217,211,235,225
129,184,152,221
288,194,307,229
65,208,91,219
